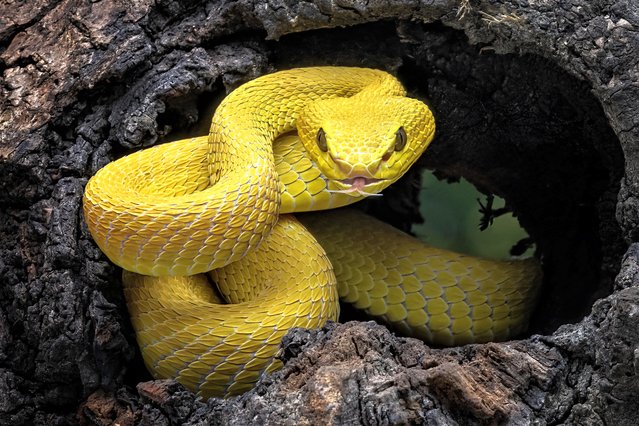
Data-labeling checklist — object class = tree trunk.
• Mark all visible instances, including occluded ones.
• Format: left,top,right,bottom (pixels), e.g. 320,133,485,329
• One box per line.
1,1,637,424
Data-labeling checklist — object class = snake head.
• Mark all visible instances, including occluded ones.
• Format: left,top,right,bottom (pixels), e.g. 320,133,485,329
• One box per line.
297,95,436,197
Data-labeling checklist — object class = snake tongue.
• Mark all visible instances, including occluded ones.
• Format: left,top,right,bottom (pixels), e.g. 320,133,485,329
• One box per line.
351,177,367,191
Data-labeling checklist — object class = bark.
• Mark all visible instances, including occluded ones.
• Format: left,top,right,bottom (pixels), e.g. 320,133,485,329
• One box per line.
1,0,637,424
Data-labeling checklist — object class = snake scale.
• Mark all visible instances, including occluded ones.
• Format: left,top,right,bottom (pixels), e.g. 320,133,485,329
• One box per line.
83,67,542,398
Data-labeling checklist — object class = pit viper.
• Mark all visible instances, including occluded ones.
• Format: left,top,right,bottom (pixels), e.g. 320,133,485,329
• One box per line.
83,67,542,398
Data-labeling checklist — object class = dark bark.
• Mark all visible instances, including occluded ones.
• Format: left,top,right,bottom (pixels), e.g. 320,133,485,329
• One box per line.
1,0,637,424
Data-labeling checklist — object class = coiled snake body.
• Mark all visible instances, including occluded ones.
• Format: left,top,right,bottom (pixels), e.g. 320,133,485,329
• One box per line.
83,67,541,398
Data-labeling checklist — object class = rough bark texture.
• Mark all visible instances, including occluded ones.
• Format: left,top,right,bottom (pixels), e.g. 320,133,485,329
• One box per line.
1,0,638,424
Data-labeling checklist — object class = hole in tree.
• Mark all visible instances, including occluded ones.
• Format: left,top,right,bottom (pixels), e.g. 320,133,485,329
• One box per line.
140,21,624,348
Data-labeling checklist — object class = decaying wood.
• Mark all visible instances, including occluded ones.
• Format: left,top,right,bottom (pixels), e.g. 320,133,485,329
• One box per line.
1,0,638,424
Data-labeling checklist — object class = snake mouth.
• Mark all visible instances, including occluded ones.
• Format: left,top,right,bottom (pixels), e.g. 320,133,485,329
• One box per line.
342,176,380,188
328,176,385,197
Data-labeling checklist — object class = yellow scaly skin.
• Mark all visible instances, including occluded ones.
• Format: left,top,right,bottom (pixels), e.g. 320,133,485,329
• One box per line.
299,209,542,346
83,67,541,399
122,214,339,397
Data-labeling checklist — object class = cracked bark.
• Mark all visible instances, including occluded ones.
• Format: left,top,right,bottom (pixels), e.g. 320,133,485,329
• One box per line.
1,0,638,424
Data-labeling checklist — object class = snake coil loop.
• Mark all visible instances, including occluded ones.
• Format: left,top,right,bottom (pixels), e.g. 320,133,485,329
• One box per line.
83,67,540,398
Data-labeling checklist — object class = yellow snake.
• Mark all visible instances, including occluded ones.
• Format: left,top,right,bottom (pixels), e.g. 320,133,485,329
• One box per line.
83,67,542,398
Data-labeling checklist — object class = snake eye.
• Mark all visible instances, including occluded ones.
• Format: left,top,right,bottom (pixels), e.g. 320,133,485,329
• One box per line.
394,127,407,151
316,128,328,152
